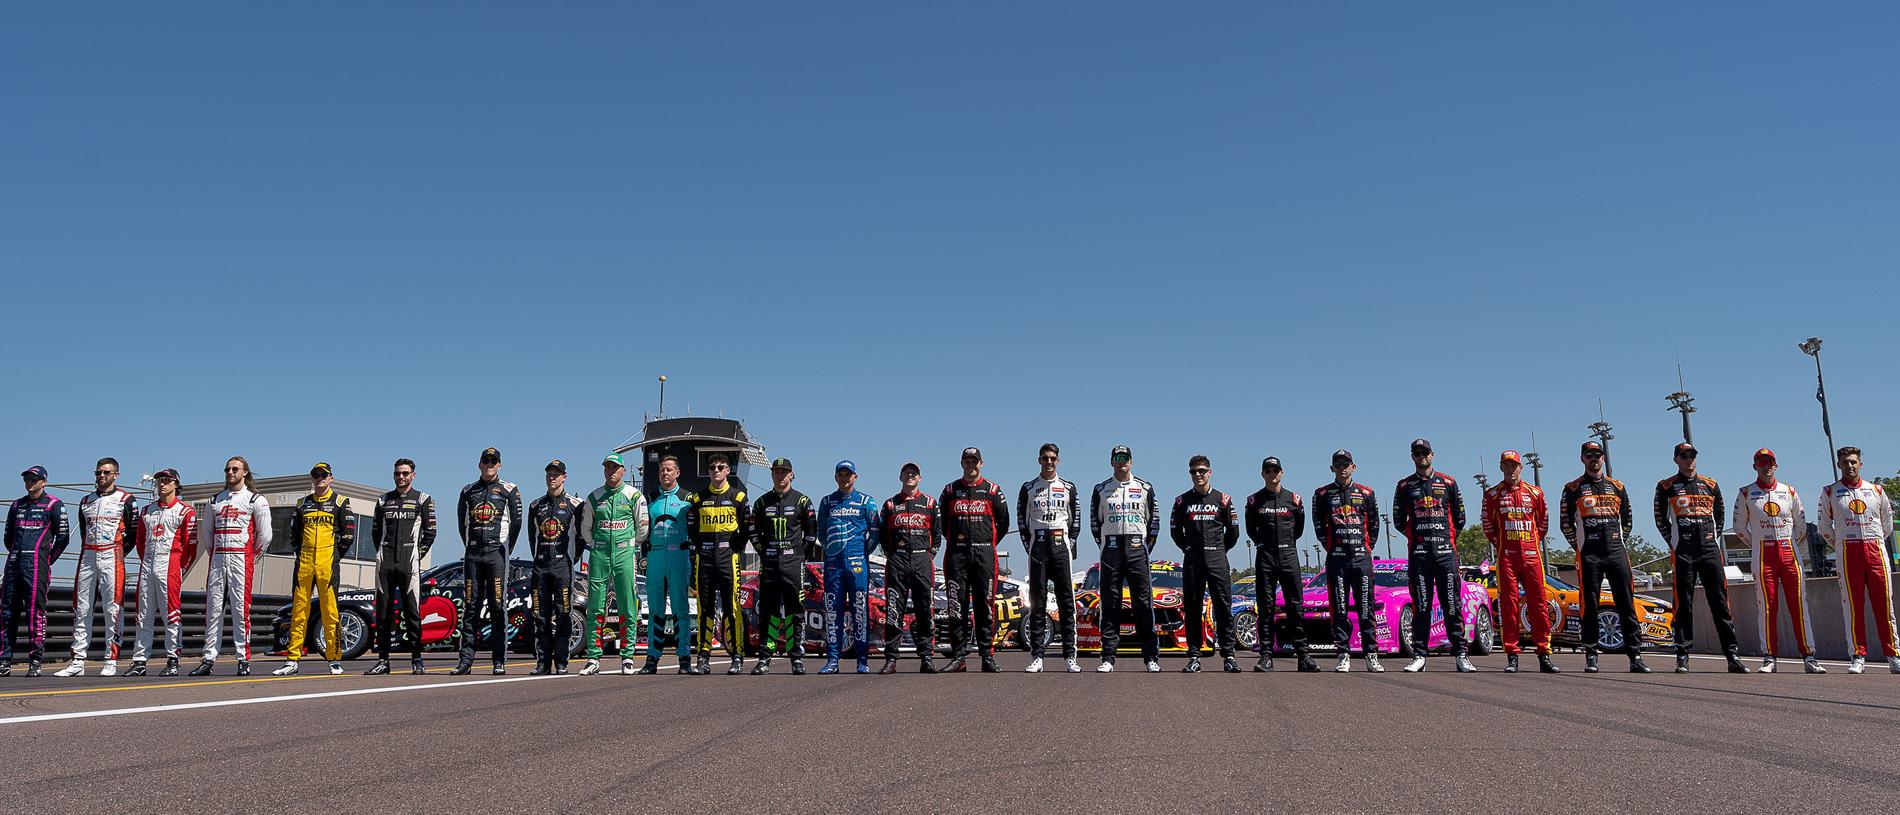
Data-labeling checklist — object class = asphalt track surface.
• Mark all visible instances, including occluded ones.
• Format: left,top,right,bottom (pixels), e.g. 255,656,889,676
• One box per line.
4,651,1899,813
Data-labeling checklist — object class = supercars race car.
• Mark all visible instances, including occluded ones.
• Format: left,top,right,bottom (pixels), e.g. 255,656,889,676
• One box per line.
738,557,1037,658
1279,559,1495,656
1074,560,1260,655
1470,562,1673,652
272,558,660,661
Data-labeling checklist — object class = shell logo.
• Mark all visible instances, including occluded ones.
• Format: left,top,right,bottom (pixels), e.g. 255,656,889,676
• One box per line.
1764,501,1782,517
1849,498,1868,515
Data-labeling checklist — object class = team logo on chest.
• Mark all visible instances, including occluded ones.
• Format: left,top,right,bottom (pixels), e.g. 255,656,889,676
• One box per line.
473,502,499,524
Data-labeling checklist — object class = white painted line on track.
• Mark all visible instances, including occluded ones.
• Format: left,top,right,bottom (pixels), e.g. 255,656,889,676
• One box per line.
0,659,732,725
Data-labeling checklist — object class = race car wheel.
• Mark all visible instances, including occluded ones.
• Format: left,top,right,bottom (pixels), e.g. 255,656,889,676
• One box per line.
566,609,589,658
1395,605,1417,658
1467,606,1494,656
1597,611,1627,652
1233,610,1259,653
313,608,372,662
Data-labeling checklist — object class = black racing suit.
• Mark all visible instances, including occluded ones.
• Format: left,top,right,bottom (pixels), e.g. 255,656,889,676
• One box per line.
1393,471,1468,656
370,488,437,661
1561,474,1641,655
1171,487,1240,658
1019,476,1082,661
880,490,940,658
457,478,523,666
1245,486,1307,656
1091,477,1161,661
1654,473,1737,656
526,492,583,669
1313,480,1380,655
751,488,817,658
939,478,1010,658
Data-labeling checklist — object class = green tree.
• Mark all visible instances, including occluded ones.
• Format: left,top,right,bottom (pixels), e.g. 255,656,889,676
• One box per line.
1456,526,1491,568
1875,469,1900,501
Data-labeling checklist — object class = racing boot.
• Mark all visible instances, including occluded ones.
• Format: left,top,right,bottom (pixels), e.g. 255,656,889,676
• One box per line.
980,654,1000,673
162,657,180,676
1143,659,1161,673
1024,657,1044,674
529,661,550,675
1296,654,1319,672
1725,654,1751,674
857,657,871,674
410,658,426,675
1096,657,1115,673
1365,654,1384,673
449,660,473,676
1538,654,1560,674
1628,653,1651,674
1403,656,1427,673
0,663,10,677
917,655,935,674
1584,651,1600,673
1454,655,1476,673
26,660,43,677
491,662,507,676
818,657,841,675
319,661,337,676
1504,654,1519,673
727,657,745,676
944,653,969,673
621,659,637,675
1760,657,1776,673
126,660,149,677
791,658,808,676
365,659,391,676
750,657,772,676
55,661,86,678
1675,653,1690,673
1888,656,1900,674
1848,655,1866,674
694,655,712,676
578,658,602,676
638,656,660,675
881,657,902,675
1253,655,1274,672
189,659,215,677
100,661,119,677
1182,655,1202,673
1334,654,1351,673
1805,656,1827,674
1065,658,1081,673
677,661,695,676
235,660,251,676
1222,656,1240,673
271,661,300,677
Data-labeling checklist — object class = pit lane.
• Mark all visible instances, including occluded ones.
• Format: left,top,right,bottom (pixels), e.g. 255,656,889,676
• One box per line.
2,651,1896,812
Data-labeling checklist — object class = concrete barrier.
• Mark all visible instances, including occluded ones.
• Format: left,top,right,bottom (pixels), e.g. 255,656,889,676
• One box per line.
1645,571,1898,660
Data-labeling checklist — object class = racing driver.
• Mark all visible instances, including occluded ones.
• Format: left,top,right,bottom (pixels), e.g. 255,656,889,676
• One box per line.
688,453,749,675
1393,439,1473,674
1170,455,1241,673
751,458,818,675
1090,445,1161,673
275,463,356,676
367,458,436,676
1653,443,1748,674
455,448,523,676
581,453,646,676
818,460,879,674
940,447,1011,673
4,466,71,677
192,456,271,677
1820,446,1898,674
1732,449,1823,673
129,468,195,677
1481,451,1557,674
58,457,138,677
882,462,940,674
1245,457,1316,672
1019,444,1080,674
527,460,584,675
1560,441,1651,674
1314,450,1382,673
641,456,694,674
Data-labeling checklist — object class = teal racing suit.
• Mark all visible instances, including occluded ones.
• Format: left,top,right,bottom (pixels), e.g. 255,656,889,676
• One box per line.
581,483,647,660
645,485,695,659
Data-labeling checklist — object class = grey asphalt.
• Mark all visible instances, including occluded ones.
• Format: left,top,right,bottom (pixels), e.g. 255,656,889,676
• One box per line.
3,651,1899,813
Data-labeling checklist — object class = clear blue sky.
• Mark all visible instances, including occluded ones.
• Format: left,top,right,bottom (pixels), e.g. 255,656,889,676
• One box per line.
6,3,1897,569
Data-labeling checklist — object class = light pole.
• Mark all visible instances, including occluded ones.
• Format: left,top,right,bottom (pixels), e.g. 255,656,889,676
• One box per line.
1665,366,1696,445
657,374,668,420
1587,417,1615,478
1797,338,1839,482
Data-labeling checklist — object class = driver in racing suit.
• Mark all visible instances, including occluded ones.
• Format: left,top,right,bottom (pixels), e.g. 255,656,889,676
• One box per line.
1654,442,1748,674
1732,448,1823,674
367,459,435,676
1820,446,1898,675
641,456,694,674
59,457,138,677
129,469,195,677
192,456,272,677
274,463,356,676
581,453,646,676
1482,451,1556,673
1245,457,1316,672
1392,439,1473,674
882,462,939,674
940,447,1010,673
1091,445,1161,673
1019,444,1080,674
1560,441,1651,674
1314,450,1382,673
526,460,584,675
751,458,817,675
1171,455,1241,673
688,453,749,675
4,466,71,678
454,448,523,676
818,460,880,674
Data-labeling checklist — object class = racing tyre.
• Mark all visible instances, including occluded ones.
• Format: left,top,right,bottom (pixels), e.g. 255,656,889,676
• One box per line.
1395,605,1417,658
1596,611,1627,653
1233,610,1259,653
566,609,589,658
1467,606,1494,657
313,608,372,662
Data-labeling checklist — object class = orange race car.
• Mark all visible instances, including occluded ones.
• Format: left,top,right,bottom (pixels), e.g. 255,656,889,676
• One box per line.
1471,563,1673,653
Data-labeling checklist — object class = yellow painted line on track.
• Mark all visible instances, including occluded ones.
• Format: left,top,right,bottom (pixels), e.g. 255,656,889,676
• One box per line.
0,660,545,700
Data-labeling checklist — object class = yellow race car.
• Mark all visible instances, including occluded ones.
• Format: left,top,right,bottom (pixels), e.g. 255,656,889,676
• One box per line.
1474,564,1673,652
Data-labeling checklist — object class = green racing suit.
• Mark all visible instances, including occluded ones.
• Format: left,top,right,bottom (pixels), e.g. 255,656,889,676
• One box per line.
581,482,647,660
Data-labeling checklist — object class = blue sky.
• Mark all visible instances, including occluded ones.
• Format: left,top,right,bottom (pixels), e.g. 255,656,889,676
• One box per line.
5,3,1897,569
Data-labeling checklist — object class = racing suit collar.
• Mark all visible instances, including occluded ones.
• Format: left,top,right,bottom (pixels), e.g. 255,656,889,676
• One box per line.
1843,477,1863,488
708,481,732,496
313,489,334,502
1756,478,1778,490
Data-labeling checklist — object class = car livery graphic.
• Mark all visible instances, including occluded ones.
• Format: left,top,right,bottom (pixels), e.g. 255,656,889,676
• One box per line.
1072,560,1258,654
1273,559,1495,656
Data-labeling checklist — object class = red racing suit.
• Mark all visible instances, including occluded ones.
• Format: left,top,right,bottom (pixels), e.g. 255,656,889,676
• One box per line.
1732,480,1813,658
1483,480,1551,655
1820,478,1896,658
133,498,198,662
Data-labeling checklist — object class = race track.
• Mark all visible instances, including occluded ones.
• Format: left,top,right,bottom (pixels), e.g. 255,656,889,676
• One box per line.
3,651,1897,813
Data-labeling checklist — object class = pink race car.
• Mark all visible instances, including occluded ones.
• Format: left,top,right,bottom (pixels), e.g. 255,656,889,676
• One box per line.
1274,559,1495,655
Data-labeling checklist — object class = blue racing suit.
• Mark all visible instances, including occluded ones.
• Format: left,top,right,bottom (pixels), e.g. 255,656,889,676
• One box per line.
645,485,695,659
818,489,880,660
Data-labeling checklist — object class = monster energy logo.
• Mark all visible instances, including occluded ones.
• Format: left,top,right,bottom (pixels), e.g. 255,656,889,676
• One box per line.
772,517,789,541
